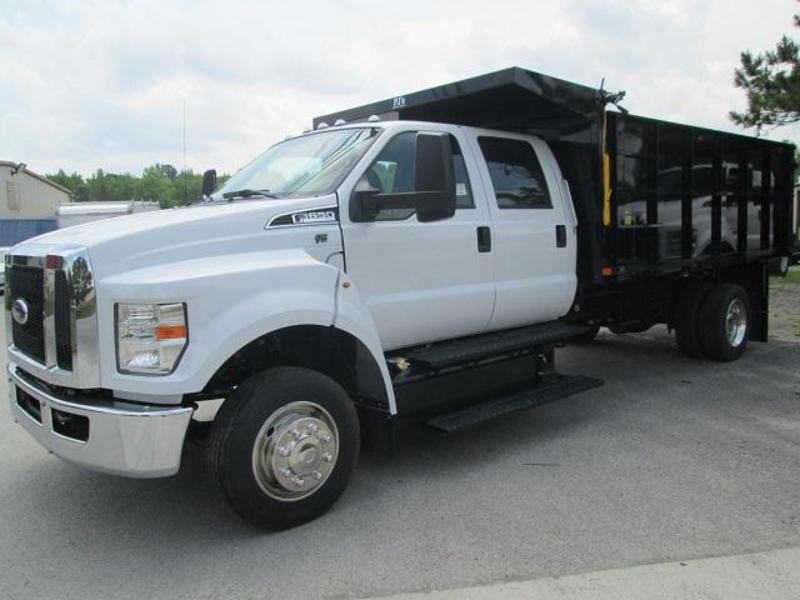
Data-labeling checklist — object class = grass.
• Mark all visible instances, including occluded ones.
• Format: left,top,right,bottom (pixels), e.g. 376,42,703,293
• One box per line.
771,266,800,285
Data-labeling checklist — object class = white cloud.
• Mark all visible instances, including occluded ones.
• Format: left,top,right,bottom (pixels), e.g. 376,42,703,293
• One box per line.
1,0,797,176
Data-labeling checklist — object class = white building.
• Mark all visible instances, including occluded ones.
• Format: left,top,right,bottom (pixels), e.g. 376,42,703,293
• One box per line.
0,161,71,246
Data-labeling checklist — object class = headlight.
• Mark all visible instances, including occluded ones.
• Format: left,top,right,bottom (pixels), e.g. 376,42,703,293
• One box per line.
116,303,188,375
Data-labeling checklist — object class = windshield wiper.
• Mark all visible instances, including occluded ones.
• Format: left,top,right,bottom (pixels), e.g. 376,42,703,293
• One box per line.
222,189,278,200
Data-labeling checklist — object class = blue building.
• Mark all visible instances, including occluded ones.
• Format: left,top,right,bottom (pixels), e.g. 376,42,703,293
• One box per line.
0,161,71,247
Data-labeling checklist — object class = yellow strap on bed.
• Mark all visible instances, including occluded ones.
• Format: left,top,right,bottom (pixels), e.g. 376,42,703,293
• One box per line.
601,110,612,227
602,151,612,226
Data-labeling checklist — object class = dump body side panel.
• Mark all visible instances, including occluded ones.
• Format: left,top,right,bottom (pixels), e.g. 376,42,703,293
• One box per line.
607,112,794,275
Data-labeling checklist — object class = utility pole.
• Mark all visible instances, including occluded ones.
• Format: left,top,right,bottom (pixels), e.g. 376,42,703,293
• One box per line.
183,100,187,205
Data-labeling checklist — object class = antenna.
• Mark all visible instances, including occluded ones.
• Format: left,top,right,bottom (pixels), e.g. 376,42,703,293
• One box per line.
597,77,628,115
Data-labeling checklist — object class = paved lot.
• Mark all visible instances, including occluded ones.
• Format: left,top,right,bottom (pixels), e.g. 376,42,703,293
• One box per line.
1,316,799,599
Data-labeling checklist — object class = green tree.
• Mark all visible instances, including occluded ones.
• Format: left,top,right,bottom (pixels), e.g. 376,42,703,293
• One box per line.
105,173,138,201
139,164,175,207
48,164,231,207
86,169,112,202
46,170,89,201
731,12,800,131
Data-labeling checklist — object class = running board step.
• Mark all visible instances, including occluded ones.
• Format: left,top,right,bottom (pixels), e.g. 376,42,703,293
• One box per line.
426,374,603,433
402,321,591,370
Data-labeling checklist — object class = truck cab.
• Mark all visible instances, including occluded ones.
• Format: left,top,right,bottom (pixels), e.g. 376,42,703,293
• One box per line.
328,121,577,349
5,118,580,528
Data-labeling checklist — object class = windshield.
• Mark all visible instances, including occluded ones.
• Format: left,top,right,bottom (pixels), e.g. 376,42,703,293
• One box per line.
213,127,379,200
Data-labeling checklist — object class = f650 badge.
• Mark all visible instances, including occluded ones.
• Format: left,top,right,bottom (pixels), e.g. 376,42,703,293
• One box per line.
292,210,337,224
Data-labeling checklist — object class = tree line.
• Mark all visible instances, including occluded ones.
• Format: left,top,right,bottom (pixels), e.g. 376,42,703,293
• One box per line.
46,164,230,208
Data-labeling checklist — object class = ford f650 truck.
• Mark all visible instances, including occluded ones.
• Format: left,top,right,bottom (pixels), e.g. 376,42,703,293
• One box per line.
6,68,794,529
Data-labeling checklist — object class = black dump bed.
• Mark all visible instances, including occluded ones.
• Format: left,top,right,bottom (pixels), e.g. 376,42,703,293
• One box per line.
314,67,795,289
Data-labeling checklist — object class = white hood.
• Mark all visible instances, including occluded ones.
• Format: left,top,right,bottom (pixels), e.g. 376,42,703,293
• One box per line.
13,195,340,277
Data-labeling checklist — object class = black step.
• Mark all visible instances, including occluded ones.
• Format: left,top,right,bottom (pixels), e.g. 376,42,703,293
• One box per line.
402,321,590,370
426,374,603,433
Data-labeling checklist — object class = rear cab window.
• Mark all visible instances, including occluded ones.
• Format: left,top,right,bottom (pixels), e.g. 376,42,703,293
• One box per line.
478,136,552,209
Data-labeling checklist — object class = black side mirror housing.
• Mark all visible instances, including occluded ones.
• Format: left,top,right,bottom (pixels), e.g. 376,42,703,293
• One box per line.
349,132,456,223
351,179,380,221
202,169,217,197
414,133,456,222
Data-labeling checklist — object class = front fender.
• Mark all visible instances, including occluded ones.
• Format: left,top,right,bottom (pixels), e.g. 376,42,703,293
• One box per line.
97,250,393,409
333,272,397,413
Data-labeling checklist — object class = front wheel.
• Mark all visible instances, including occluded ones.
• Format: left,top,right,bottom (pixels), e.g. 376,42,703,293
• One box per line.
207,367,360,529
698,284,750,362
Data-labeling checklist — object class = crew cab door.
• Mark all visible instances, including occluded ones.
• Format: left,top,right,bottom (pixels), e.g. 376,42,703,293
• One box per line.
340,126,495,351
470,132,577,330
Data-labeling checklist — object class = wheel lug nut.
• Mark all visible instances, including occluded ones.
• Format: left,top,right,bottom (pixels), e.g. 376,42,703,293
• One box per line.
280,467,291,477
322,452,333,463
278,446,290,457
314,471,322,480
308,423,319,434
292,476,305,487
320,433,332,444
292,430,302,441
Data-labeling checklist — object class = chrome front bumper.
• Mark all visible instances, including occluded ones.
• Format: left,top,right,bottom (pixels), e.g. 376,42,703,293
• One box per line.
8,363,193,478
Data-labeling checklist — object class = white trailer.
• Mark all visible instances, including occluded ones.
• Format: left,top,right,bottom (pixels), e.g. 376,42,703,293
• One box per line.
57,201,160,229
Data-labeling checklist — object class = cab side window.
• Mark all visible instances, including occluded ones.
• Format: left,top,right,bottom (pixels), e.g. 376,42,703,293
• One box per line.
358,132,474,221
478,136,552,209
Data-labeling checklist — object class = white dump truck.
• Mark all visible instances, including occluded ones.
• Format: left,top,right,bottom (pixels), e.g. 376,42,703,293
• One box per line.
5,68,794,529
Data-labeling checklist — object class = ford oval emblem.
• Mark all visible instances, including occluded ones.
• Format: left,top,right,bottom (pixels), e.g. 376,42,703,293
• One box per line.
12,298,29,326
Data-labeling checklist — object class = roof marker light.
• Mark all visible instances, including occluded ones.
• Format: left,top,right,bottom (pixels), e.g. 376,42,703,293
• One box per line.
316,122,330,130
367,115,381,123
334,119,346,126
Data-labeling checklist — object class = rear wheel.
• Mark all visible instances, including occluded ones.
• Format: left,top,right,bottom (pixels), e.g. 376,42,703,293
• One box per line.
207,367,359,529
674,281,713,359
698,284,750,362
769,256,789,277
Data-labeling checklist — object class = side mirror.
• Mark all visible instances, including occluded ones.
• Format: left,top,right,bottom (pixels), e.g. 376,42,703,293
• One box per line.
202,169,217,197
351,179,380,221
414,133,456,222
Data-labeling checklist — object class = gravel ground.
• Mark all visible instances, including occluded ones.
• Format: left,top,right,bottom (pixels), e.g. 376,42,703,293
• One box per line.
769,267,800,342
0,284,798,600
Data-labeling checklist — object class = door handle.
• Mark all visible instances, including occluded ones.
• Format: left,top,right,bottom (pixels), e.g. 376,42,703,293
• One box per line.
555,224,567,248
477,226,491,253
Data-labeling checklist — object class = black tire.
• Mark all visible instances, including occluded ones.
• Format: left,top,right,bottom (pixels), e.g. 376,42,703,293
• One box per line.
698,283,750,362
571,326,600,344
674,281,713,359
207,367,360,529
769,256,790,277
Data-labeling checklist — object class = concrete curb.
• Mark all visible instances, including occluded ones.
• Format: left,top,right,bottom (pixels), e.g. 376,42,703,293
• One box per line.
365,547,800,600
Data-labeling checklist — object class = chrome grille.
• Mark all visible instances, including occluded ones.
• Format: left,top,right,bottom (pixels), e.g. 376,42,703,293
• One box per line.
54,270,73,370
8,265,46,363
5,246,98,388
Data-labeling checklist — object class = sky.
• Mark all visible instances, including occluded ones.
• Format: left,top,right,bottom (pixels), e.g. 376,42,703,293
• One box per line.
1,0,798,177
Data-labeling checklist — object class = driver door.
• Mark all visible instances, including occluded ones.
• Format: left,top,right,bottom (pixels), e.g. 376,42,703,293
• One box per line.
340,127,495,351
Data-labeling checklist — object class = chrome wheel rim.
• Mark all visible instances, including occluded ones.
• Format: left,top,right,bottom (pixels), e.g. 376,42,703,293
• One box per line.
725,298,747,347
251,401,339,502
